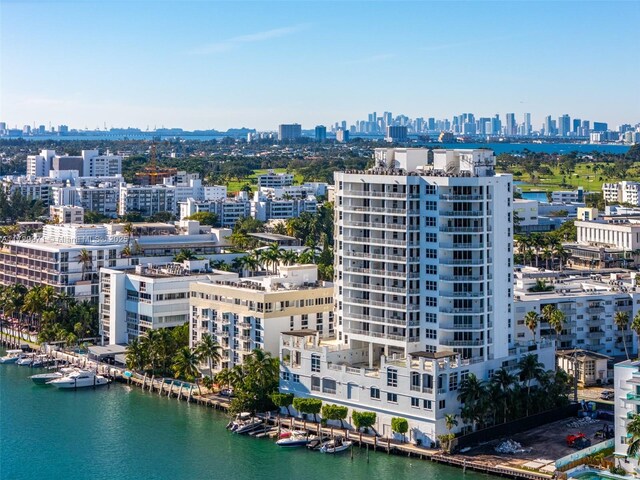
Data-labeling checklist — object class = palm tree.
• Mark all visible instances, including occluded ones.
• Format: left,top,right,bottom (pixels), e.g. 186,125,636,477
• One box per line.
195,333,221,375
542,247,553,270
615,311,631,360
263,243,283,274
123,222,134,248
457,374,487,431
22,286,44,331
215,367,238,391
491,368,517,423
172,346,201,392
549,309,566,338
125,337,148,371
524,311,539,342
280,249,299,266
631,311,640,354
518,354,545,416
628,414,640,458
76,248,93,281
174,249,196,263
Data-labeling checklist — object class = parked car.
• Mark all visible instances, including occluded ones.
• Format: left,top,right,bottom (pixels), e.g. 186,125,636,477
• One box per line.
600,390,614,400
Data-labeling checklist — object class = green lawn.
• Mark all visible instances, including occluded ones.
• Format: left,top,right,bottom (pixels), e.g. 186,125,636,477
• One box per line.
513,162,636,193
226,168,304,193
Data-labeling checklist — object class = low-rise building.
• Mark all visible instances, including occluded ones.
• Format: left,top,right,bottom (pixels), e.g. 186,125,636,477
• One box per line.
614,360,640,470
99,260,236,345
556,349,611,386
50,205,84,224
514,268,638,357
257,170,294,188
603,181,640,206
189,265,334,372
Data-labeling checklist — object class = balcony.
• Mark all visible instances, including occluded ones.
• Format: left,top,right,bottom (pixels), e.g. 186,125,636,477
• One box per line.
349,282,408,294
347,221,408,231
586,307,605,314
342,206,408,215
439,226,486,233
439,258,487,266
345,251,407,262
439,242,489,249
439,210,486,217
588,331,605,339
440,322,486,331
439,274,487,282
346,328,408,342
350,267,419,278
439,291,489,298
439,194,485,201
344,190,408,199
348,236,408,246
441,339,485,347
440,307,487,314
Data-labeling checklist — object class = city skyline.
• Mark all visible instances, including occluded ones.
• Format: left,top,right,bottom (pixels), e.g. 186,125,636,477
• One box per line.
1,1,638,130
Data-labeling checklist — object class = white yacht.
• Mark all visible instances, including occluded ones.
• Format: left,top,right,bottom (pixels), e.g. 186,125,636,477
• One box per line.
16,353,37,366
0,349,25,364
226,412,263,434
48,370,110,389
30,367,77,385
320,436,353,454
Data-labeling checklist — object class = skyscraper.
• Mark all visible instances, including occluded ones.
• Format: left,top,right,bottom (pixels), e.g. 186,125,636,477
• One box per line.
279,148,554,445
385,125,408,143
315,125,327,142
278,124,302,141
505,113,516,136
524,113,531,136
558,114,571,137
544,116,555,136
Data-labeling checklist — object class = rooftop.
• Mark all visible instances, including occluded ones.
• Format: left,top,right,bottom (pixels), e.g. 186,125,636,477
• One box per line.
556,349,612,361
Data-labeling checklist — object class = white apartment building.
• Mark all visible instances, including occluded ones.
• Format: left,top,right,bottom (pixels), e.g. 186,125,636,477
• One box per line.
99,260,236,345
513,199,539,227
27,149,121,178
179,197,251,227
1,176,61,206
614,360,640,473
551,187,584,203
251,192,317,222
257,171,294,188
0,224,128,303
514,268,638,358
204,185,228,201
190,265,334,372
50,205,84,224
279,149,555,444
576,218,640,251
119,184,177,217
603,182,640,206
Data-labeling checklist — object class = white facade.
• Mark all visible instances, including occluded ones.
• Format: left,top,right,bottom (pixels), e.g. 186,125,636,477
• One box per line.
514,268,638,357
603,182,640,206
279,149,555,444
26,149,121,178
551,188,583,203
204,185,228,201
179,198,251,227
513,199,539,227
257,171,294,188
576,218,640,251
614,360,640,471
190,265,334,372
99,261,234,345
119,184,177,217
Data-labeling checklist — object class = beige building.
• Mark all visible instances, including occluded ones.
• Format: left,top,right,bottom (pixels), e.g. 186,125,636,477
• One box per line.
556,349,611,386
189,265,334,372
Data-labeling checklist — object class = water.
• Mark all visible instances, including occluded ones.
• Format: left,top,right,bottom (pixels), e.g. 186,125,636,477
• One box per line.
521,192,549,202
0,355,490,480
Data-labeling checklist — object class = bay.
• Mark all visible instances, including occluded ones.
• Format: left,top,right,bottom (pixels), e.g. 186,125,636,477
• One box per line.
0,354,491,480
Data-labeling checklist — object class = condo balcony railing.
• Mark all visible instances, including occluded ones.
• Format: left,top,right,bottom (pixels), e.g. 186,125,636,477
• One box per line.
439,307,487,314
346,328,408,342
439,322,487,330
345,251,407,262
348,282,408,294
347,221,408,230
439,226,487,233
439,193,488,201
439,291,491,298
348,236,408,246
439,210,489,217
342,206,408,215
343,190,408,198
439,274,490,282
439,242,491,249
441,339,485,347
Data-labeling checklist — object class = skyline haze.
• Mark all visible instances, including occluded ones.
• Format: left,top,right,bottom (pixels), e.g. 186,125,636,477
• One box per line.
1,1,638,130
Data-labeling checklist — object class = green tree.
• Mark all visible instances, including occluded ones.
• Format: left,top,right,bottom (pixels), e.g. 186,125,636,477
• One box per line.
391,417,409,443
351,411,377,434
524,311,539,342
627,414,640,457
457,373,487,431
293,398,323,422
173,249,197,262
518,354,545,416
491,368,517,423
76,248,93,281
615,311,631,360
125,337,148,371
321,403,349,428
631,311,640,350
185,211,219,226
270,392,294,416
195,333,221,374
172,346,201,383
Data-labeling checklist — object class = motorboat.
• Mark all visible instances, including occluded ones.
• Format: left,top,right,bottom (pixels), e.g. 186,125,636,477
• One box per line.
30,367,77,385
31,354,52,368
320,436,353,454
306,435,330,451
16,354,37,366
48,370,109,389
0,349,25,364
226,412,263,434
276,431,313,447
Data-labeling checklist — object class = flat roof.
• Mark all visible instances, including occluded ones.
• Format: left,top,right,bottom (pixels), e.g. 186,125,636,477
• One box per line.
88,344,127,358
410,350,457,359
248,233,298,241
282,330,317,337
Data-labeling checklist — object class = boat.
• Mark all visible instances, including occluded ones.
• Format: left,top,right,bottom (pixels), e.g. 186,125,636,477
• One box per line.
30,367,77,385
48,370,110,389
16,354,37,366
226,412,263,434
320,436,353,454
276,431,313,447
31,354,52,368
306,435,330,450
0,349,26,364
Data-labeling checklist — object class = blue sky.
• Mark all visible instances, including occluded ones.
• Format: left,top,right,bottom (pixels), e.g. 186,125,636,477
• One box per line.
1,0,638,130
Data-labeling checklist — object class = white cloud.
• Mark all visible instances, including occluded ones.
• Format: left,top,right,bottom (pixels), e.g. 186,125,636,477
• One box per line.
190,24,309,55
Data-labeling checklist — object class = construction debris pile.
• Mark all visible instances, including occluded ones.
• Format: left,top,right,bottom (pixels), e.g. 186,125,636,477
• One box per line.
495,439,528,454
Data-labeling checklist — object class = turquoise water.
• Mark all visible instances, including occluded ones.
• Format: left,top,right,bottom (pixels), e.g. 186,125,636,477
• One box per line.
0,354,491,480
521,191,550,202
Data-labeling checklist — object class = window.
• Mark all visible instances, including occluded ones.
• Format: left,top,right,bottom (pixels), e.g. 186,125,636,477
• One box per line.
449,372,459,391
425,216,436,227
425,233,437,243
281,371,290,381
425,313,437,323
423,399,432,410
411,397,420,408
387,392,398,403
425,329,437,339
425,201,437,211
311,354,320,373
425,297,437,307
370,387,380,400
426,185,436,195
292,374,300,383
425,249,437,258
425,281,437,291
439,400,446,409
387,368,398,387
425,265,437,276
